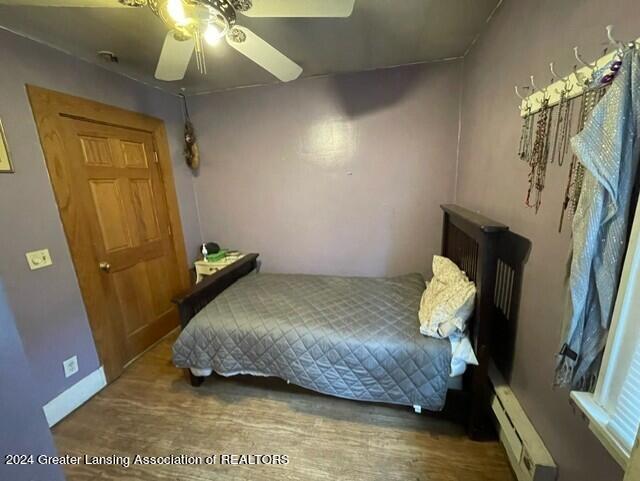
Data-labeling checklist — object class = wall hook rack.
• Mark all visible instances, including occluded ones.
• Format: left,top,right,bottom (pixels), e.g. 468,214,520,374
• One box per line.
518,28,640,117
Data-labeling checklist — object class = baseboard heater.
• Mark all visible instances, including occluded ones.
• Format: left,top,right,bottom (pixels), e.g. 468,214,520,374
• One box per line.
489,363,558,481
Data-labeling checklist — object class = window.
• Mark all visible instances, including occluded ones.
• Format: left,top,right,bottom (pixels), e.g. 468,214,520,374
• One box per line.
572,204,640,469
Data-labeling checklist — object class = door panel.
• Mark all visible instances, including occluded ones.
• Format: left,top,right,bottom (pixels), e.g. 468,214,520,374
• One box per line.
129,179,161,243
89,179,133,252
112,263,153,336
79,135,113,167
145,255,175,317
121,140,149,168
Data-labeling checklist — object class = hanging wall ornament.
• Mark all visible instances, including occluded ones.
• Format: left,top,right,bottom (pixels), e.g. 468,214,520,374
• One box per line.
180,94,200,171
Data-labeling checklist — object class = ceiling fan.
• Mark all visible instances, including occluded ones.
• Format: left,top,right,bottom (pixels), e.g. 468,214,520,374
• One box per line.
0,0,356,82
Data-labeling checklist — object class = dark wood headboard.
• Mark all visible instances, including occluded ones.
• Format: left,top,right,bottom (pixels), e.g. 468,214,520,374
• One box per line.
440,204,529,438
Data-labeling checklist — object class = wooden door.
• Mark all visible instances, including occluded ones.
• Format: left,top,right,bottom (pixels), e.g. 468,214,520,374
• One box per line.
64,119,181,364
28,86,190,382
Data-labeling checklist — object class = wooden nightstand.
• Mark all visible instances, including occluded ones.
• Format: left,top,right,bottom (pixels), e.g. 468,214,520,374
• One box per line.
194,252,247,283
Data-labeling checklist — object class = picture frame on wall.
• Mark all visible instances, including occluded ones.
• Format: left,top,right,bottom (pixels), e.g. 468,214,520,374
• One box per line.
0,119,14,173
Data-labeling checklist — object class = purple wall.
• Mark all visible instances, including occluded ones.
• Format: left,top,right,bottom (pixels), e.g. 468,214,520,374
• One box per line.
190,61,463,277
0,282,65,481
0,28,202,407
456,1,638,480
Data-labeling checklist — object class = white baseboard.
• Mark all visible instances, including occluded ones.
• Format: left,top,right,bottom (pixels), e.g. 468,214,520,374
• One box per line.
43,366,106,427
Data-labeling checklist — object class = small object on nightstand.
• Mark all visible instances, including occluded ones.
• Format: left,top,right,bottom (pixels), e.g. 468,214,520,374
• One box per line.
201,242,220,256
194,250,246,283
205,250,227,262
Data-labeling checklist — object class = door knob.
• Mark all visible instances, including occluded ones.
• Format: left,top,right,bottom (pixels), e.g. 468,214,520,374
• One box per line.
99,261,111,272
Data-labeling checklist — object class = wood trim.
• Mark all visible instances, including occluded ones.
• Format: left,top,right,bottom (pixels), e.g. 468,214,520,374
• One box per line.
151,121,191,291
27,85,190,381
441,204,509,235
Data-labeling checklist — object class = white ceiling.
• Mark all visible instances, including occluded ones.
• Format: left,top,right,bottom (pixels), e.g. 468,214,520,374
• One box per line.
0,0,500,94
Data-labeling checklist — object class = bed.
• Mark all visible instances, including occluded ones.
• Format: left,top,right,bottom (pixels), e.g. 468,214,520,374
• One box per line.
173,205,528,439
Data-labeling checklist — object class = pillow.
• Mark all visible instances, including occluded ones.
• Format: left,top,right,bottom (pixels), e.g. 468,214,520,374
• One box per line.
449,332,479,377
419,256,476,339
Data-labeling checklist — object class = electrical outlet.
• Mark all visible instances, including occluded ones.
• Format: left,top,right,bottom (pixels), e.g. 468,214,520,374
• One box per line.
63,356,79,378
25,249,53,270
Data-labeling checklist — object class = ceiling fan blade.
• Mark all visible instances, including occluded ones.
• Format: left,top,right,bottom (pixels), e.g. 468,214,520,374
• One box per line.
0,0,128,6
155,32,195,81
226,27,302,82
241,0,355,17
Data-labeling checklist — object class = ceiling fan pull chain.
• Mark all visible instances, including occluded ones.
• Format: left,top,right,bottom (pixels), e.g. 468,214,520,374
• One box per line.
193,29,207,75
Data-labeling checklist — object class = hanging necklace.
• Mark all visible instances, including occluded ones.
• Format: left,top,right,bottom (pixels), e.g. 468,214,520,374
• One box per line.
549,89,564,165
557,90,574,167
517,86,535,163
518,102,534,162
559,86,588,232
551,77,574,166
518,110,529,160
526,95,554,212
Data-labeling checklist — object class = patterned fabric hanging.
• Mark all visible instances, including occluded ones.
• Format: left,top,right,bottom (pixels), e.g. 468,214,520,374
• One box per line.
559,85,608,232
554,49,640,390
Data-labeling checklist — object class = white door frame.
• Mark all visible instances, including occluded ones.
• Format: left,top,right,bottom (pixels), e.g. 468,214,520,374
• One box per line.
625,435,640,481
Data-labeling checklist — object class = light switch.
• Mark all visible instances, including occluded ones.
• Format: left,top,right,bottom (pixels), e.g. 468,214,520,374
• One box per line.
25,249,53,270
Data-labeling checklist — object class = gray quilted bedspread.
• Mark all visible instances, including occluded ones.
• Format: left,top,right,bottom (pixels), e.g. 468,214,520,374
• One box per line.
173,272,451,411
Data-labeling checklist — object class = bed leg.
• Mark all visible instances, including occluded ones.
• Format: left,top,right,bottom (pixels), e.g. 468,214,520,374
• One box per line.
413,405,422,414
188,370,205,387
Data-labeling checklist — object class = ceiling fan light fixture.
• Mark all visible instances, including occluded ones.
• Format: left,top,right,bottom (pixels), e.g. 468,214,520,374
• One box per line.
167,0,188,25
151,0,235,38
118,0,148,6
204,24,223,45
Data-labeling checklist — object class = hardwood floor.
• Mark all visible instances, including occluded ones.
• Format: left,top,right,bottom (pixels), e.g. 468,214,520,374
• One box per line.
53,332,515,481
